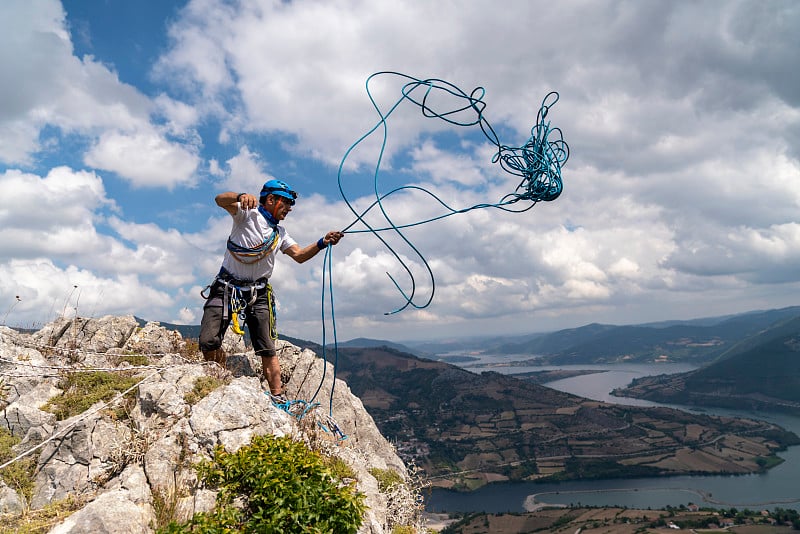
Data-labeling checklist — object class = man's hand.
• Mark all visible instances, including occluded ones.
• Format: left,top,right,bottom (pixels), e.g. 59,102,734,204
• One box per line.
323,231,344,246
238,193,258,210
216,191,257,215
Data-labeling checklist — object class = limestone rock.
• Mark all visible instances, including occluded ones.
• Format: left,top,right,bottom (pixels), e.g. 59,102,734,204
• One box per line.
0,316,413,533
0,480,25,514
30,316,139,356
188,377,293,451
221,326,248,355
3,402,57,445
48,465,158,534
122,321,184,357
31,412,132,508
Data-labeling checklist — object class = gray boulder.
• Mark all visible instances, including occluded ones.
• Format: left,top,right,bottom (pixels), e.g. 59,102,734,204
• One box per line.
0,480,25,514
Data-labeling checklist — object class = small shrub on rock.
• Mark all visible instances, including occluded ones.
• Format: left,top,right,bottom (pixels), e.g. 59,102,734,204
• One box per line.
43,371,140,420
160,434,366,534
183,375,226,405
369,467,404,491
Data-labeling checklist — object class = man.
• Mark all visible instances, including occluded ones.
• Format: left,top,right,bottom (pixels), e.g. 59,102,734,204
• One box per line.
199,179,344,399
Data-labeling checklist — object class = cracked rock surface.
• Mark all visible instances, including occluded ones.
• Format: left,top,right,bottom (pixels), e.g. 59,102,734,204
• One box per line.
1,318,405,533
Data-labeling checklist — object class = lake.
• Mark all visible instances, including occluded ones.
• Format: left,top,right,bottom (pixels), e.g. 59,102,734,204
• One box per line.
425,359,800,513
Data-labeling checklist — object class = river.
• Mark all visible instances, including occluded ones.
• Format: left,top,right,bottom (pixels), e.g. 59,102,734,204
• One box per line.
425,359,800,513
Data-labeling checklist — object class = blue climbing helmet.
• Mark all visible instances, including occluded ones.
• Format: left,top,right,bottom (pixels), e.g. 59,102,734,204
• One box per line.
260,179,297,205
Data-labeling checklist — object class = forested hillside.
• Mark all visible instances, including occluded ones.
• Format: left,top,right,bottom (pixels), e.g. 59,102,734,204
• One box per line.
615,315,800,413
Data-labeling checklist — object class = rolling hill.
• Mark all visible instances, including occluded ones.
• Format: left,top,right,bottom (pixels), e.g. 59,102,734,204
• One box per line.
614,314,800,413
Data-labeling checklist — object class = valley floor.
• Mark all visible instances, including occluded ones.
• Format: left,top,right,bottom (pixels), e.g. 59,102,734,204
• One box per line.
431,506,800,534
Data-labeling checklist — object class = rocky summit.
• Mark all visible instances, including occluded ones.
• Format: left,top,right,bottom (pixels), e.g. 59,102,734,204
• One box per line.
0,315,415,533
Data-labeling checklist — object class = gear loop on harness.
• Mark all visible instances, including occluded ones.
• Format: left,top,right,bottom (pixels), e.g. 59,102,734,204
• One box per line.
200,284,212,300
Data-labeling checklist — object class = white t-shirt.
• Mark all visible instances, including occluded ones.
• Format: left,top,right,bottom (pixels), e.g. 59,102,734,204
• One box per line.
220,204,297,281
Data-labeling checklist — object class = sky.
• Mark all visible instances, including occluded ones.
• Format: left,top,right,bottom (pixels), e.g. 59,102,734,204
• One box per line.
1,0,799,343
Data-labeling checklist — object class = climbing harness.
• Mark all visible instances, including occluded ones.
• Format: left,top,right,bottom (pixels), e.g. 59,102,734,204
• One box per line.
200,268,274,337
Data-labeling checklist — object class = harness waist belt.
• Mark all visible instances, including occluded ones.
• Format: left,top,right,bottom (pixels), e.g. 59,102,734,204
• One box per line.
213,267,269,323
216,267,268,290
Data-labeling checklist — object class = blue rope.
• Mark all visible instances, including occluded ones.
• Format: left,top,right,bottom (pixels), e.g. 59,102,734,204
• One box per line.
314,72,568,433
337,72,568,314
312,244,337,413
310,243,348,440
266,393,348,441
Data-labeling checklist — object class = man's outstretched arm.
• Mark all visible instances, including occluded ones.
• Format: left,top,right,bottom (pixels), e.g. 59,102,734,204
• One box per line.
283,231,344,264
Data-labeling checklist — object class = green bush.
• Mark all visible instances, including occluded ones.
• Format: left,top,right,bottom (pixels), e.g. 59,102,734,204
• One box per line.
369,467,403,491
114,353,151,366
43,371,140,420
324,455,358,482
0,495,86,534
161,434,366,534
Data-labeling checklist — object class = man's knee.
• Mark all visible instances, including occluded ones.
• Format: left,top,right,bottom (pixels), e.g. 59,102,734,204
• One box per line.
255,348,277,359
199,336,222,353
199,330,223,352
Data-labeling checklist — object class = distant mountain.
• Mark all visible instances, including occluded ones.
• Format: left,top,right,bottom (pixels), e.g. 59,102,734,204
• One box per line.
332,337,424,356
615,314,800,414
137,305,800,367
404,332,545,355
483,306,800,364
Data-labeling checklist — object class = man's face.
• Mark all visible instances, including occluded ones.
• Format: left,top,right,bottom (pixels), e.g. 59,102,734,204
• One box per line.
270,194,293,220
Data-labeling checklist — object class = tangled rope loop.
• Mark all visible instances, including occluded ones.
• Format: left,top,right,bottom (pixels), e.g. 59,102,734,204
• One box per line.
267,393,348,442
391,75,568,206
494,92,569,203
313,73,571,427
337,73,570,315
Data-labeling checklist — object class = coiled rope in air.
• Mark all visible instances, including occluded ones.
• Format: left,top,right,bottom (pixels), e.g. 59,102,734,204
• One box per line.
313,72,568,431
339,71,568,314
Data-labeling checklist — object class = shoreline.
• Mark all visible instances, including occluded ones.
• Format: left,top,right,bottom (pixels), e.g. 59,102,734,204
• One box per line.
522,487,800,512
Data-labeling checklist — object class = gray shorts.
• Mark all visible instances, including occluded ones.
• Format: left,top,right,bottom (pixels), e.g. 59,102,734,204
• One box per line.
199,280,277,357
